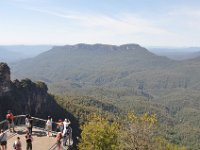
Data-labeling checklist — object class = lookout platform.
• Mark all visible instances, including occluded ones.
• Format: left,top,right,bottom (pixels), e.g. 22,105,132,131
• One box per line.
0,115,73,150
7,126,57,150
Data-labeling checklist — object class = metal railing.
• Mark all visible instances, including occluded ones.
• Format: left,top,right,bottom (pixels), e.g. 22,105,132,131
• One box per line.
0,115,73,150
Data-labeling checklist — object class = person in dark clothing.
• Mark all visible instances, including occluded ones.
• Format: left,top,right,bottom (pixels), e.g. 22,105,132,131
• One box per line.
25,132,33,150
62,126,72,146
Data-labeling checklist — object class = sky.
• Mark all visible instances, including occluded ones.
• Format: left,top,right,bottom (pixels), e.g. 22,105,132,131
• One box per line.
0,0,200,47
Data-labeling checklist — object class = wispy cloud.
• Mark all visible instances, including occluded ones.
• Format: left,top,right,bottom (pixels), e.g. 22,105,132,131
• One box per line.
27,7,81,20
1,1,198,46
26,7,172,36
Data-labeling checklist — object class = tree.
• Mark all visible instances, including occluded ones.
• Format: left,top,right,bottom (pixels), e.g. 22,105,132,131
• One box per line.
78,114,120,150
120,112,186,150
78,113,186,150
120,113,157,150
154,137,186,150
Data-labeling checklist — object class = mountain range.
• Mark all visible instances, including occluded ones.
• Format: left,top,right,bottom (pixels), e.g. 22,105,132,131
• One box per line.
10,44,200,92
1,45,200,64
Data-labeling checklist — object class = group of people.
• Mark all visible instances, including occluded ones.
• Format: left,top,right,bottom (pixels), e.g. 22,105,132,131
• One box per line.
0,110,33,150
11,132,33,150
0,110,72,150
46,116,72,150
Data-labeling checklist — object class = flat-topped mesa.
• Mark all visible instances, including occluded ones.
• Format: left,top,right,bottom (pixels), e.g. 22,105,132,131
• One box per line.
0,63,12,95
63,43,142,51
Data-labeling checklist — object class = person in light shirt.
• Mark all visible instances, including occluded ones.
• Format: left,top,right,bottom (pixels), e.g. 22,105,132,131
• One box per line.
62,119,71,146
63,119,71,134
0,129,7,150
13,137,22,150
46,116,52,137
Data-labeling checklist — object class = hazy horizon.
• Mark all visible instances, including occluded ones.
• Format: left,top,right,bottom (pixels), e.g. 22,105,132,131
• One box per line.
1,44,200,63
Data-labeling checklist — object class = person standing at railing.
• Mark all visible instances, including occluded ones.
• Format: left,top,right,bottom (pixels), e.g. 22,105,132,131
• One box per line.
0,129,7,150
56,119,64,133
28,116,33,134
6,110,15,132
46,116,52,137
63,119,71,133
25,114,31,134
62,126,72,146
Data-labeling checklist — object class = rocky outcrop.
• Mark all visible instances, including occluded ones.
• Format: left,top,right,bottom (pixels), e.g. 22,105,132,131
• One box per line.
0,63,78,129
0,63,12,95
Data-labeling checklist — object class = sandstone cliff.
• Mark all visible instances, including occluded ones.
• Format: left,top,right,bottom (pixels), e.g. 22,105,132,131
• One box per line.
0,63,12,95
0,63,77,124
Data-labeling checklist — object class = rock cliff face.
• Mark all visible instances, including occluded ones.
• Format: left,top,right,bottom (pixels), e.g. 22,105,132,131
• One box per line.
0,63,77,125
0,63,12,95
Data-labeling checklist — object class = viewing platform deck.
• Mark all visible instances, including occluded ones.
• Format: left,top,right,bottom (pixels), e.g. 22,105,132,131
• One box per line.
7,126,57,150
0,115,73,150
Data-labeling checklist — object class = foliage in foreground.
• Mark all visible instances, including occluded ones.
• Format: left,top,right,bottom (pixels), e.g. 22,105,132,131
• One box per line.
78,114,121,150
78,113,186,150
121,113,186,150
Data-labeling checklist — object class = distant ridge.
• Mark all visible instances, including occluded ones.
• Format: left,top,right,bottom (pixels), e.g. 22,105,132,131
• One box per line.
148,47,200,60
0,45,52,62
11,43,176,88
11,43,200,91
